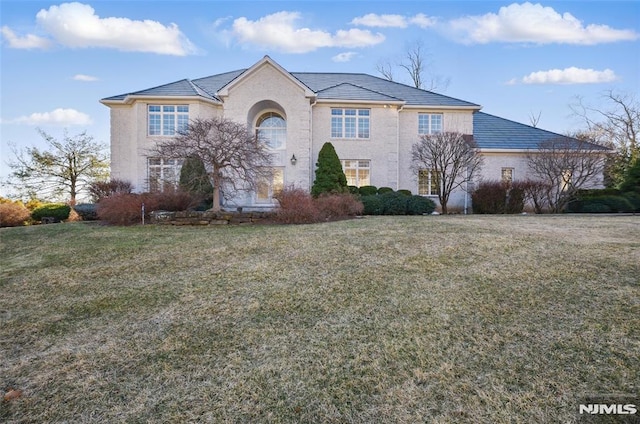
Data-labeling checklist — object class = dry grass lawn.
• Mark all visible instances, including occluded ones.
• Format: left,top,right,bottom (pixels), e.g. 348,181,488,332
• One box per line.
1,215,638,423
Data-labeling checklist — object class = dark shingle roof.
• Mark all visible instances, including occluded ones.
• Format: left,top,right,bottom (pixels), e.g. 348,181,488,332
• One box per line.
473,112,608,150
102,68,479,108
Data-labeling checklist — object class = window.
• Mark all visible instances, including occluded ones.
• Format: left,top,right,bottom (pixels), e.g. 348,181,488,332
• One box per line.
341,160,370,187
331,108,370,139
418,113,443,135
256,112,286,149
256,168,284,203
148,158,183,192
148,105,189,136
418,169,440,196
501,168,514,184
561,170,572,192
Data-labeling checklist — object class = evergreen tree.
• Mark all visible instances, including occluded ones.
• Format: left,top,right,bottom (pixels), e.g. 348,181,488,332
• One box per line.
179,155,213,199
311,142,347,197
620,158,640,193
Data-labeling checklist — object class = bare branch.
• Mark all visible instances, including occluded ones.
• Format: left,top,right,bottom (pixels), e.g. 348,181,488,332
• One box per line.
411,132,483,214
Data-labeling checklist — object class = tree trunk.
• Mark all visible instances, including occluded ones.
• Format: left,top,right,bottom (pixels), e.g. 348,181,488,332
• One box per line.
210,173,221,212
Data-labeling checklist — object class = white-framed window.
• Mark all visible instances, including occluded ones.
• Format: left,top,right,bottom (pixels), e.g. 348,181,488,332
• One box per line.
561,170,572,192
418,113,443,135
331,108,370,139
148,158,183,192
148,105,189,136
418,169,440,196
256,112,286,149
341,160,370,187
256,168,284,203
501,167,514,184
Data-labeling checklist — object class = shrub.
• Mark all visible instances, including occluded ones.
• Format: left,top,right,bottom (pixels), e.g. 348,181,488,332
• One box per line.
147,190,196,212
581,201,611,213
622,192,640,212
595,195,634,213
472,181,507,214
31,203,71,222
273,187,322,224
311,142,347,197
361,195,384,215
315,193,363,219
397,189,412,196
620,158,640,194
380,192,408,215
505,182,526,214
0,202,31,227
97,194,145,225
73,203,98,221
377,186,394,195
358,185,378,196
179,156,214,201
89,179,133,202
347,185,359,195
407,195,436,215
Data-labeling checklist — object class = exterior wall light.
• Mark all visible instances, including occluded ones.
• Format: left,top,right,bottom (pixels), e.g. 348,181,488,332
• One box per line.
290,154,297,165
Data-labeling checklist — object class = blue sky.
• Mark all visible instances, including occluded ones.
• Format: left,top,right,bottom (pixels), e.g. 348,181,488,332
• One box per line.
1,1,639,197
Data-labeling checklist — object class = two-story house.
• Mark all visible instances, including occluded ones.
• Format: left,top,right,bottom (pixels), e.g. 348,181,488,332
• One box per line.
100,56,603,212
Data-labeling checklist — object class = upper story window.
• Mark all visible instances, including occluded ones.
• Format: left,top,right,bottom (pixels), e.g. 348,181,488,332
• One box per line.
418,113,443,135
256,112,286,149
331,108,370,139
148,105,189,136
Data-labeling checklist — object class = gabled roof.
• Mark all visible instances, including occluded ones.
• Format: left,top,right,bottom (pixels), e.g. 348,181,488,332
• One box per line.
316,83,403,103
473,112,609,151
101,56,480,109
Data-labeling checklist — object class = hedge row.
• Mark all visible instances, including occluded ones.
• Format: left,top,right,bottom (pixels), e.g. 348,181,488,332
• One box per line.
567,190,640,213
360,192,436,215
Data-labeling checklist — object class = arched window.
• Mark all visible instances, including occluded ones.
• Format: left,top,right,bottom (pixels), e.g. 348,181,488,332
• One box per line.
256,112,286,149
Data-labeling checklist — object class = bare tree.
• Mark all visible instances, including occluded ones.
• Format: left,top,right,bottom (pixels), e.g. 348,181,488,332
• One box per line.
8,129,109,204
529,111,542,128
411,132,483,214
526,137,608,213
153,117,272,211
375,59,394,82
571,90,639,187
376,40,450,92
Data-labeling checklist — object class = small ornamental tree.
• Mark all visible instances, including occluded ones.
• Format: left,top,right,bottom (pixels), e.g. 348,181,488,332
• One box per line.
179,156,214,200
620,158,640,193
311,142,347,197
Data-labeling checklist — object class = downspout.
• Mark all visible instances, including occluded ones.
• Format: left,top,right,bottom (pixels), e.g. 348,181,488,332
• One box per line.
309,98,317,190
464,166,469,214
396,105,404,191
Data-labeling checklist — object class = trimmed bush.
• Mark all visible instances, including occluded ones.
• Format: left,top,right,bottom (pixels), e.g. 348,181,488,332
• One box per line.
397,189,412,196
377,186,394,195
347,185,359,195
31,203,71,222
72,203,98,221
358,185,378,196
622,192,640,212
380,192,408,215
596,195,634,212
620,158,640,194
407,195,436,215
0,202,31,227
581,201,611,213
361,195,384,215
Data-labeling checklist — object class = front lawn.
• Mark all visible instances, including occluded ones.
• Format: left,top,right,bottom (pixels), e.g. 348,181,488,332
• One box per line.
1,216,638,423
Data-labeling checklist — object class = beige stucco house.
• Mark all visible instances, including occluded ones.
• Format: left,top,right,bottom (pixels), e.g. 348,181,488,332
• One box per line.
101,56,603,212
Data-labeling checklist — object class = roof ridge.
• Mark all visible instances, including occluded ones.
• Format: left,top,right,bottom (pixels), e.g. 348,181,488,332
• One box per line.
317,82,403,101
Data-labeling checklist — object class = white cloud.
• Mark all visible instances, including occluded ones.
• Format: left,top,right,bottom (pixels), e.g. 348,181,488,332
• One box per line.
1,26,52,49
12,108,93,126
449,2,639,45
34,2,197,55
229,11,385,53
332,52,358,62
73,74,99,82
519,67,618,84
351,13,436,29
